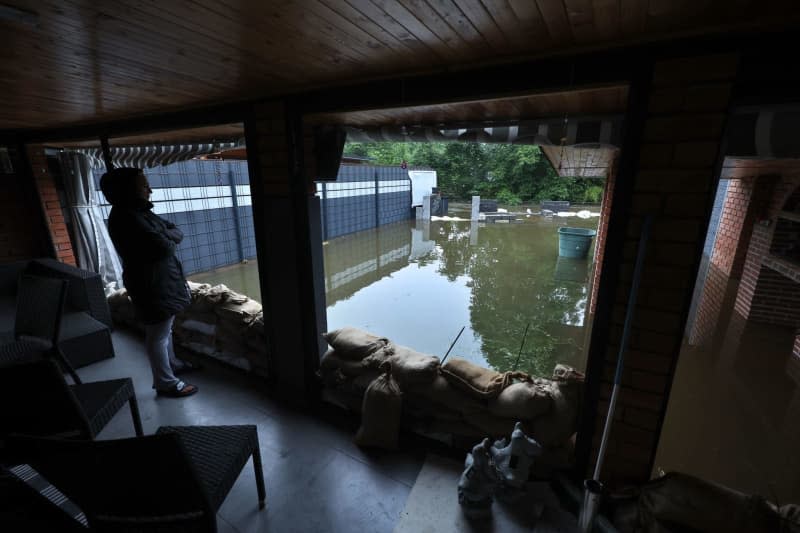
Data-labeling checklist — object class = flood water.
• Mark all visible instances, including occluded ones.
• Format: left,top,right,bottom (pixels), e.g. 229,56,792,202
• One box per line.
191,205,598,376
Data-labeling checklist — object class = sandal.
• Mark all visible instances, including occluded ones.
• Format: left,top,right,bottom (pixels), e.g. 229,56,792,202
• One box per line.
156,381,198,398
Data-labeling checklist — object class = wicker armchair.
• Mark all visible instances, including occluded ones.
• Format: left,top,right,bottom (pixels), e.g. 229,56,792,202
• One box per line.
0,358,143,446
7,425,266,532
0,464,87,532
0,274,83,384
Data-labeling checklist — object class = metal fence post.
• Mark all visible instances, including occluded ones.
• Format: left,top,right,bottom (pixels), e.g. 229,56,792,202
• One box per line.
321,182,328,241
374,170,380,229
227,168,245,262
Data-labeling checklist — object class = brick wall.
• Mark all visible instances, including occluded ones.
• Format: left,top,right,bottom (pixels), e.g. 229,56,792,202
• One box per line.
590,164,617,314
734,174,800,323
26,146,75,266
590,54,737,485
688,176,775,345
0,147,48,262
748,265,800,328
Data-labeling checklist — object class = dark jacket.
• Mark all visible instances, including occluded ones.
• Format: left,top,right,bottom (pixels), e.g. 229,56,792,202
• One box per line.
108,199,191,324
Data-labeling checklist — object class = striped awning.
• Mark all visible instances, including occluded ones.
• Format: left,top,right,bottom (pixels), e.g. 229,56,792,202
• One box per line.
76,143,237,170
343,115,624,147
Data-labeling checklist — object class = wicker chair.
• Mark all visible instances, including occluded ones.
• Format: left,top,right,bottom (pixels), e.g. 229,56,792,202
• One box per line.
0,464,87,532
6,425,266,532
0,358,143,446
0,274,83,384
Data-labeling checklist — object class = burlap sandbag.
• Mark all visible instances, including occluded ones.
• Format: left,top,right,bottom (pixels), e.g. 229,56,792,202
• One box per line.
637,472,783,533
322,327,389,361
414,375,488,416
355,364,402,450
319,348,368,378
488,379,553,420
385,344,440,387
440,357,527,399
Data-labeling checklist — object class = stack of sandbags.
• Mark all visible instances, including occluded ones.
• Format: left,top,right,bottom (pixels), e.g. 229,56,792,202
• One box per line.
109,282,270,377
319,327,585,460
106,288,141,331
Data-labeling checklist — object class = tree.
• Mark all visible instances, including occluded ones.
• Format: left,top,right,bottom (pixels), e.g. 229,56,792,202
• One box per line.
343,141,606,204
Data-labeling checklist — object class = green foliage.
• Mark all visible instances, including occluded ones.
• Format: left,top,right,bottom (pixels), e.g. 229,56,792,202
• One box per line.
496,188,522,206
343,141,606,204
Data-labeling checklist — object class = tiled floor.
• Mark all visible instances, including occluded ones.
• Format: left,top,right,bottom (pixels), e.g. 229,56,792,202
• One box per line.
79,328,424,533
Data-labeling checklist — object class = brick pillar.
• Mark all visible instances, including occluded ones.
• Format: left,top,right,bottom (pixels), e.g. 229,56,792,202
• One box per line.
589,164,617,314
735,175,800,321
688,177,772,346
26,146,75,265
248,101,325,402
587,54,737,485
0,146,49,262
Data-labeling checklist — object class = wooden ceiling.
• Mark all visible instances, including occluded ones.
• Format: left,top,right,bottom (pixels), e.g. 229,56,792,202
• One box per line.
305,85,627,126
2,1,799,132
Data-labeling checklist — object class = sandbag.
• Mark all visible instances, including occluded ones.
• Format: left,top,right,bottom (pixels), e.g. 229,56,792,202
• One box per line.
386,344,440,387
323,327,388,361
638,473,782,533
319,349,368,378
525,382,577,446
488,379,552,420
355,365,402,450
415,375,488,416
441,357,527,399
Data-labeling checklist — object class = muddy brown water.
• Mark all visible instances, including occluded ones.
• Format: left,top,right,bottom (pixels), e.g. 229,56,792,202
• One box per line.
190,206,599,377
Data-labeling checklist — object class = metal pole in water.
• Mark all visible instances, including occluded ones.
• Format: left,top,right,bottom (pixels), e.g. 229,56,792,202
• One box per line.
512,323,531,372
441,326,466,365
578,214,654,532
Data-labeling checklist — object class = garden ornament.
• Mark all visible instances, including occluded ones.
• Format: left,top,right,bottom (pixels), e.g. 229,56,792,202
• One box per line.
457,438,500,517
491,422,542,501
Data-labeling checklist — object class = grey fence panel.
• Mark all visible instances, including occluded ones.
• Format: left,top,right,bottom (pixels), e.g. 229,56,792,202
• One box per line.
317,165,412,240
97,160,257,276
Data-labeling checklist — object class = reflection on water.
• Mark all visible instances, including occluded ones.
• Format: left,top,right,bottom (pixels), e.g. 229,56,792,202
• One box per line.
189,209,598,376
324,209,597,376
655,275,800,503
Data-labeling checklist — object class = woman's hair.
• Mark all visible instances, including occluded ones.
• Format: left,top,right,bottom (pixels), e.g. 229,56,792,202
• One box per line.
100,167,142,205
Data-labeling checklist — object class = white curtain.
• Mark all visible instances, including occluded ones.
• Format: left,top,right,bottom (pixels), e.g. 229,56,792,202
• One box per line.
59,151,123,293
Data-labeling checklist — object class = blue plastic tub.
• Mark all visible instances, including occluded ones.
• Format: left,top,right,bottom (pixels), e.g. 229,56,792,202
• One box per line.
558,227,597,259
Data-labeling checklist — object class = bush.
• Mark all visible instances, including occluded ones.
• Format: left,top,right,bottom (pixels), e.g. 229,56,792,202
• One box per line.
496,188,522,206
582,185,604,204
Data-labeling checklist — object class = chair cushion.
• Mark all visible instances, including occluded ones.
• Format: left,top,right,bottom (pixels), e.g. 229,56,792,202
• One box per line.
156,425,258,511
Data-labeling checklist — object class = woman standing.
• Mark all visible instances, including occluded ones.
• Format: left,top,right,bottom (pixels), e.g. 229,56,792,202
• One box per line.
101,167,198,397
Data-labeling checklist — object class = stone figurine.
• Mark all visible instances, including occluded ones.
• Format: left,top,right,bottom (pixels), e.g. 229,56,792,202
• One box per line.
457,422,543,515
491,422,542,502
457,438,499,517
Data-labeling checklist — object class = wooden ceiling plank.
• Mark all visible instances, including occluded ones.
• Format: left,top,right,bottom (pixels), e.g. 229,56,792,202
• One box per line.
479,0,529,49
424,0,494,53
393,0,474,56
535,0,575,45
619,0,648,35
454,0,512,51
168,0,373,74
592,0,621,41
508,0,554,48
318,0,425,57
563,0,597,43
365,0,465,60
342,0,442,57
26,0,308,86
